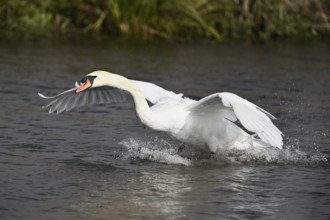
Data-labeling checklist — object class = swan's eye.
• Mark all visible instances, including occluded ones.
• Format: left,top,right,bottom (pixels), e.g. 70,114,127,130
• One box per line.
81,77,87,84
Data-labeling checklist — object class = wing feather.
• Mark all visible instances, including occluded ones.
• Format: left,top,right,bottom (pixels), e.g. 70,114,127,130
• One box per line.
65,95,77,112
99,88,111,103
38,85,131,114
188,92,283,149
221,92,283,148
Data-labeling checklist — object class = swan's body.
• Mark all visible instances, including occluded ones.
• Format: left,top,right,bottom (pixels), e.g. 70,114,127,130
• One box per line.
38,71,284,151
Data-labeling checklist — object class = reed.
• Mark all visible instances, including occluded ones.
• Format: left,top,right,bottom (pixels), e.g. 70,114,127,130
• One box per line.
0,0,329,41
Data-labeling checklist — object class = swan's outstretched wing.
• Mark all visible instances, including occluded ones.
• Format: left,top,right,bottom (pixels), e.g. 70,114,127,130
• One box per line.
130,80,183,104
39,80,181,114
38,82,131,114
188,92,284,149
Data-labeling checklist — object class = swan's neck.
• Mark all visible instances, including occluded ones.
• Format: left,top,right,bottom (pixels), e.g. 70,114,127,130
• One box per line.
105,74,158,129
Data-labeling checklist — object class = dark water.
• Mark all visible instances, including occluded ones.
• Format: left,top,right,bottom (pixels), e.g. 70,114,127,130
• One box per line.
0,39,329,219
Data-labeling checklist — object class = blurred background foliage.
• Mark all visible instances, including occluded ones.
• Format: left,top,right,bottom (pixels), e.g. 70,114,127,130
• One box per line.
0,0,329,41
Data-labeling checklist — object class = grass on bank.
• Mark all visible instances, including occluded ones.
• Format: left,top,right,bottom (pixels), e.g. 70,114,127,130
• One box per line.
0,0,329,41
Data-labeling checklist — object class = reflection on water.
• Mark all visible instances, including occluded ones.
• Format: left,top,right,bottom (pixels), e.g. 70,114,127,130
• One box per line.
75,170,193,219
0,39,330,219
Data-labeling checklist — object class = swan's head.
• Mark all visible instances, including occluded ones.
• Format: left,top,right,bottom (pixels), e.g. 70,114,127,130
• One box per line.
76,70,114,93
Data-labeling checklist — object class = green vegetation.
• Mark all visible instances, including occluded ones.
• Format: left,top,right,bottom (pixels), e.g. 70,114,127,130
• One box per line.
0,0,329,41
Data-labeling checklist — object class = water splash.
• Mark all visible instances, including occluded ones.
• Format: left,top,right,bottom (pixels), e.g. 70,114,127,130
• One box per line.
214,142,328,165
119,136,328,166
120,137,192,166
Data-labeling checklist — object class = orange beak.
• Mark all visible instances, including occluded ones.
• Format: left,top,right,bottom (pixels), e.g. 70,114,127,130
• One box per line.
76,79,92,93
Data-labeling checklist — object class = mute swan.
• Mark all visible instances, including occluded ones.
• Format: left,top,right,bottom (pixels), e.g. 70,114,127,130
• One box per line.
38,70,284,151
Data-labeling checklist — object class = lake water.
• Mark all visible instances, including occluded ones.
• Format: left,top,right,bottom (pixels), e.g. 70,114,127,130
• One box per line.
0,39,329,219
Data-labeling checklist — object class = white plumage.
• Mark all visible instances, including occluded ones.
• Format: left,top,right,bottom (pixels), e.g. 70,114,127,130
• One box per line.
38,70,284,152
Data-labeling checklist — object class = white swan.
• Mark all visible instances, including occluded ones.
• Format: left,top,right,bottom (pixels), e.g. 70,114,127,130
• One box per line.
38,70,284,152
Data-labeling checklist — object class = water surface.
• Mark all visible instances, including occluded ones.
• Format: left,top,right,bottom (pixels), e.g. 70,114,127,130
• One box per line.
0,39,329,219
